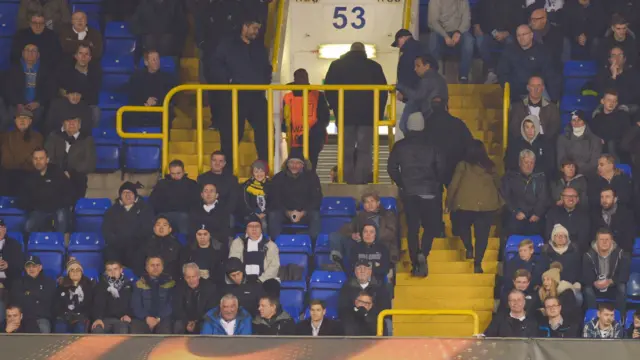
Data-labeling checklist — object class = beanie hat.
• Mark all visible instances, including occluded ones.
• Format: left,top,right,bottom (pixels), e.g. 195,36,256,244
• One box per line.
406,112,425,132
542,266,561,285
118,181,139,198
251,160,269,175
287,151,305,165
225,257,245,275
66,258,83,273
245,213,262,229
550,224,570,244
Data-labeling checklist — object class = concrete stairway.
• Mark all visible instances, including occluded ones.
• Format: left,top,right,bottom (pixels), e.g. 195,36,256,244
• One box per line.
316,143,391,184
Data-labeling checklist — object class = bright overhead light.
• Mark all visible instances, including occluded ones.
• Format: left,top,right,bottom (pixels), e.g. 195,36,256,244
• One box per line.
317,44,377,59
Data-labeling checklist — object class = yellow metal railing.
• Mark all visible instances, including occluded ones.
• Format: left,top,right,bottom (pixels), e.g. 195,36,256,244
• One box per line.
404,0,412,28
502,82,510,152
271,0,286,71
376,309,480,336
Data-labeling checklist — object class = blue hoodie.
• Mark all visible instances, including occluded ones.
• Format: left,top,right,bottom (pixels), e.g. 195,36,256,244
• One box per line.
201,306,252,335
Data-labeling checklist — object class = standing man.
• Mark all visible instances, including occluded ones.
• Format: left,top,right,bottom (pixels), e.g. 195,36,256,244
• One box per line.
387,114,446,277
325,42,388,184
211,18,271,172
391,29,423,140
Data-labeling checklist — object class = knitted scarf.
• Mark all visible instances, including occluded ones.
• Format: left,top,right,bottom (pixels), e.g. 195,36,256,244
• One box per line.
107,274,125,299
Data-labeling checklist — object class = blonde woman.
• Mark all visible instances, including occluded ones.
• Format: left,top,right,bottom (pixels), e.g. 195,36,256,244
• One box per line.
536,262,581,324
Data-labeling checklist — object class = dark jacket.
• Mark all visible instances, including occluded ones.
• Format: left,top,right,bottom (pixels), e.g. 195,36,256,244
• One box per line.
178,240,228,285
295,317,344,336
11,28,62,69
475,0,523,35
0,236,25,287
563,0,607,40
269,160,322,212
590,204,636,253
0,317,40,333
582,243,630,287
349,241,391,284
252,309,297,335
223,259,265,317
137,234,183,279
149,175,201,214
538,318,581,338
18,164,74,212
197,170,240,214
102,198,156,251
5,61,55,106
131,274,175,320
509,97,562,140
188,202,231,244
423,107,474,185
598,32,638,67
497,42,560,101
129,0,187,37
126,69,177,106
10,272,56,320
497,288,537,316
210,36,271,85
396,38,423,93
338,209,399,263
0,128,43,171
44,131,97,175
594,65,640,106
44,98,94,136
396,69,448,121
533,23,565,70
239,177,270,218
324,50,388,126
621,123,640,180
201,306,252,335
338,277,391,320
588,172,634,210
500,170,549,218
483,312,539,337
172,279,219,324
589,109,632,163
504,255,549,289
545,206,591,253
187,0,243,51
102,0,141,22
342,307,377,336
387,131,446,197
541,242,582,284
446,162,504,212
504,118,555,175
556,123,602,176
549,174,589,209
56,61,103,106
92,274,134,320
54,276,94,320
58,26,104,60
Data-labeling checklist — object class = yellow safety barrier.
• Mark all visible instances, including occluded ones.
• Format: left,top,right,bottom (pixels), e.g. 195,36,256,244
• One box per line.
404,0,412,29
271,0,286,71
502,82,510,152
376,309,480,336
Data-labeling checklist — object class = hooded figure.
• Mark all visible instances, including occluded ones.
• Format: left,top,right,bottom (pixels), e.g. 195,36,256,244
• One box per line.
222,257,265,317
348,221,391,283
504,115,555,175
556,111,602,175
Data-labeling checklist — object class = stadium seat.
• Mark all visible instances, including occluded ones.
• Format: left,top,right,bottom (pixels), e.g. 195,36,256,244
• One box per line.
563,77,590,96
584,308,621,324
99,91,128,109
308,289,340,315
94,129,122,172
627,273,640,303
0,196,27,231
634,238,640,256
563,60,597,78
176,233,187,246
101,73,130,92
314,233,330,254
626,310,636,329
75,198,111,232
617,164,632,178
279,253,308,290
303,306,339,320
0,2,18,36
98,109,116,129
123,128,162,172
104,38,136,56
559,95,598,114
28,232,65,252
632,258,640,274
105,21,134,38
276,234,313,255
505,235,544,260
0,37,12,71
71,3,101,22
30,251,64,279
101,54,136,73
123,267,138,282
321,197,357,217
280,289,304,322
68,232,105,252
7,231,24,252
310,270,346,290
138,56,178,74
320,217,352,234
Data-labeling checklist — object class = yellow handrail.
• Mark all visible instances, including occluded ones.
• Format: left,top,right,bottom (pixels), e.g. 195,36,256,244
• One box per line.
271,0,286,71
404,0,412,29
502,82,510,153
376,309,480,336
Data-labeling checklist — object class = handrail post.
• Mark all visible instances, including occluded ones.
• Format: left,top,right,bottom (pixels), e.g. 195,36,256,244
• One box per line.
267,89,275,177
162,102,170,174
373,90,380,184
196,89,204,174
302,88,309,160
388,91,396,151
232,89,239,176
337,89,345,183
503,82,510,153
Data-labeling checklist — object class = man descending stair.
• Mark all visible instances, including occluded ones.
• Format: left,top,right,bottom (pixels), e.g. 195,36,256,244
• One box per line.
387,112,446,277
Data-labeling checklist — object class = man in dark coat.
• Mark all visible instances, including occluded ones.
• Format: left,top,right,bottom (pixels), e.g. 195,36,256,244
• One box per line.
341,291,377,336
391,29,423,100
197,151,240,215
498,25,560,102
10,256,56,333
129,0,187,58
324,42,388,184
210,18,271,170
268,153,323,241
130,256,176,334
149,159,200,234
590,187,636,253
1,305,40,333
172,262,219,334
91,261,134,334
508,75,562,141
597,14,637,67
223,257,265,317
137,216,183,279
102,182,155,269
44,82,95,136
10,12,61,69
593,47,640,109
588,90,632,162
545,187,591,253
295,300,343,336
338,260,391,320
188,183,231,245
0,219,25,290
252,296,296,335
530,9,565,71
563,0,607,60
483,289,538,337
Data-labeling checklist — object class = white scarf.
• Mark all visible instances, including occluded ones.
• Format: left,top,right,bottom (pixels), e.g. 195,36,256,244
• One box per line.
107,275,125,298
68,286,85,310
73,27,88,41
572,125,586,137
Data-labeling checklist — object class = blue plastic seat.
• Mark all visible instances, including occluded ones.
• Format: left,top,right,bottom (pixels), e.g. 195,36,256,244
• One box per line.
276,234,312,255
617,164,632,178
320,217,352,234
308,289,340,315
633,238,640,256
75,198,111,231
0,197,27,231
101,54,135,73
68,232,105,252
71,3,101,22
563,61,597,78
563,77,590,96
28,232,65,252
95,144,121,172
321,197,357,217
303,306,339,320
138,56,177,74
176,233,187,246
280,253,308,290
105,21,134,39
0,37,11,71
0,2,18,35
584,308,621,324
97,110,116,129
101,73,130,92
626,310,637,329
99,91,128,109
314,253,332,269
7,231,24,252
105,38,136,56
559,95,598,115
123,267,138,283
280,289,304,322
627,273,640,303
310,270,346,290
123,128,162,172
314,233,330,253
505,235,544,259
632,258,640,274
30,251,64,279
71,251,104,272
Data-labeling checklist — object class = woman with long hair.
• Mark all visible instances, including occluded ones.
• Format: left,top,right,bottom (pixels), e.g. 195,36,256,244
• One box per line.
446,139,503,273
536,262,582,324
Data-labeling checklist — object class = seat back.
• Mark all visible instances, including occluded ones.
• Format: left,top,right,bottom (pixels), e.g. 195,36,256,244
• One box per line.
626,310,637,330
99,91,128,109
123,268,138,283
276,234,313,255
563,60,597,78
559,95,598,114
0,196,24,214
68,233,105,252
627,273,640,298
320,217,352,234
75,198,111,215
315,233,330,253
321,197,356,217
280,289,304,321
7,232,24,252
308,289,340,314
0,2,18,36
28,232,65,252
617,164,632,178
310,270,346,290
105,21,134,38
124,127,162,171
29,251,63,279
101,73,130,92
69,252,104,271
279,253,309,280
101,54,135,73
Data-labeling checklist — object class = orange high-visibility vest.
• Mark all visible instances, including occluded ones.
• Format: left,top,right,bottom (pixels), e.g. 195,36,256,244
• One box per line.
283,91,319,147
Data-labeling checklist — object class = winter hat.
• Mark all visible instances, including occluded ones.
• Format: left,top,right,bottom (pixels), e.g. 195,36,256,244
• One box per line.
245,214,262,229
118,181,139,198
542,263,562,284
225,257,245,275
195,223,211,234
66,258,83,273
550,224,569,241
406,112,425,132
287,152,305,165
251,160,269,175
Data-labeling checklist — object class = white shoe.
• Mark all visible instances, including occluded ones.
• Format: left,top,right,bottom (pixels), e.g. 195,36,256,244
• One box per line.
484,71,498,84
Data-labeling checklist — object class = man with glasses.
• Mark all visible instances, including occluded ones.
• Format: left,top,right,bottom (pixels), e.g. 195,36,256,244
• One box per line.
497,24,560,102
482,289,538,337
539,297,580,338
545,187,590,252
342,291,377,336
11,13,61,70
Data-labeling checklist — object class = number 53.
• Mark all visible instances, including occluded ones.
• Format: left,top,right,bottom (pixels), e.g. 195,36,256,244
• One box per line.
333,6,366,30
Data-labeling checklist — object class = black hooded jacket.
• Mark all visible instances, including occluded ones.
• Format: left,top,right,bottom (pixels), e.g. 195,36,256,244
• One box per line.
172,278,219,324
222,257,265,317
54,276,95,320
10,272,56,320
137,233,183,279
102,198,155,250
149,174,201,214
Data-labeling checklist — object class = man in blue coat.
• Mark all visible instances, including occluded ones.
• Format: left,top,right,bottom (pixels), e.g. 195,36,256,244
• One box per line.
201,294,252,335
130,256,175,334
